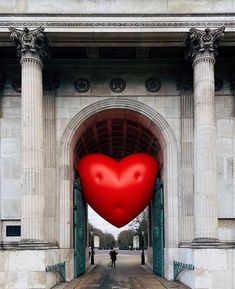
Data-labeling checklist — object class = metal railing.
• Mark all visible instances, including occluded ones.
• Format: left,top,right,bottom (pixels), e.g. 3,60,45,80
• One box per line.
173,260,194,280
46,262,66,282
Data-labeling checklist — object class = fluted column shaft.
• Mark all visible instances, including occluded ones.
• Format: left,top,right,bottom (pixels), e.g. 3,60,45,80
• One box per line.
188,27,225,244
43,74,59,244
193,52,218,241
0,73,5,243
21,55,45,241
10,27,48,243
179,83,194,241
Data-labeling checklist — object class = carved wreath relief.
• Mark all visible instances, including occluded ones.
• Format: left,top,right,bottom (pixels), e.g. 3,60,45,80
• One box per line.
110,78,126,93
74,78,90,93
145,78,161,93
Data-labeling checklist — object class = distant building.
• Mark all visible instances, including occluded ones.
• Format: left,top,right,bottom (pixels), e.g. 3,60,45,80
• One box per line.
133,235,139,250
94,234,100,249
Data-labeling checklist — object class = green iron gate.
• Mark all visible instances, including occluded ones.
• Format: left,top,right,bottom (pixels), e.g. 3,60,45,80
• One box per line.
152,179,164,277
73,178,86,277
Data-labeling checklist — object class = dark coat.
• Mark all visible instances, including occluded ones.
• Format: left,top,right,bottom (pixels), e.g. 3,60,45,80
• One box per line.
109,249,118,261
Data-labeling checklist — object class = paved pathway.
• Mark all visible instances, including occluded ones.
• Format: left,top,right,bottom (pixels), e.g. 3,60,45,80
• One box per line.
57,253,190,289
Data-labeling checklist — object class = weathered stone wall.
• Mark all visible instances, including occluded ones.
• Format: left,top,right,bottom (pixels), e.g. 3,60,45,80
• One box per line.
55,63,180,143
215,76,235,240
0,96,21,221
0,249,73,289
0,62,234,244
1,0,235,14
0,59,234,288
178,248,235,289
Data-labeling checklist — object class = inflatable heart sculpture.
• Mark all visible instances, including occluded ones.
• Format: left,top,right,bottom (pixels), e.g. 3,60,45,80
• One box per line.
77,153,159,227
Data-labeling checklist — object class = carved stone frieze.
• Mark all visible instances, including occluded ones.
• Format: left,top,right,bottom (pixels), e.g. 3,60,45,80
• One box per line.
9,27,48,61
0,20,233,29
187,27,225,62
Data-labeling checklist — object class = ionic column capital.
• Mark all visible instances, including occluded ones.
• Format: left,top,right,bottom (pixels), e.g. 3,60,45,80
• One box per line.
9,27,48,65
187,27,225,66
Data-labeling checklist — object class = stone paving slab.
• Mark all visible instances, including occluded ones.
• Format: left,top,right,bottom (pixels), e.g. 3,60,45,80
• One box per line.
53,255,190,289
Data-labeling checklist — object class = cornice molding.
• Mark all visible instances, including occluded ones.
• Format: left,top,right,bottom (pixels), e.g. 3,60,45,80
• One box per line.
0,13,235,31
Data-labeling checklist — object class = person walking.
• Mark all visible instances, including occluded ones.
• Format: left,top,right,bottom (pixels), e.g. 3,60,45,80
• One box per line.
109,248,118,267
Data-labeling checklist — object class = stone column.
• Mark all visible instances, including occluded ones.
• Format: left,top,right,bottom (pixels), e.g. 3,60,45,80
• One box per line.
0,72,5,243
176,74,194,242
43,73,60,244
188,27,225,245
10,27,48,244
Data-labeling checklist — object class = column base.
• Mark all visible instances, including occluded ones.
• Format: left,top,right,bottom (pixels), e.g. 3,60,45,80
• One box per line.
19,240,58,250
192,237,221,248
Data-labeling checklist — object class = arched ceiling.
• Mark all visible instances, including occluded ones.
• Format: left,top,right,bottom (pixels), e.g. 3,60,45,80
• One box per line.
74,116,162,166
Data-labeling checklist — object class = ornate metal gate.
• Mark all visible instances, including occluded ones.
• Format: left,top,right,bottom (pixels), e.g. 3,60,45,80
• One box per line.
152,179,164,276
73,178,86,277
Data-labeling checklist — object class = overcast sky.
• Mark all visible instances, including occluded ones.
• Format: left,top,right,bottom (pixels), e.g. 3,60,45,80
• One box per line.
88,206,130,238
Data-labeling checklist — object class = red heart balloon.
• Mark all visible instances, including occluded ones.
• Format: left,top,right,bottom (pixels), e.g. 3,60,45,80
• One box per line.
77,153,159,227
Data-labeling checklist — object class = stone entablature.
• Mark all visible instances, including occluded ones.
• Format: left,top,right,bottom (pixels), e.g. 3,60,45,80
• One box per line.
1,14,235,48
4,67,230,98
2,14,235,29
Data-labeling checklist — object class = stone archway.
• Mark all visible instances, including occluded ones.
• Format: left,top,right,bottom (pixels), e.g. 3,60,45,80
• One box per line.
58,98,179,279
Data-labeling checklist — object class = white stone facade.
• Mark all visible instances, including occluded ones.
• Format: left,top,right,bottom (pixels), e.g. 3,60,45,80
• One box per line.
0,1,235,288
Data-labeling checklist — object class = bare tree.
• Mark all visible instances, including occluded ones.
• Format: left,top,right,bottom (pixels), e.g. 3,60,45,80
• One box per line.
117,230,135,249
129,208,148,247
88,223,116,249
